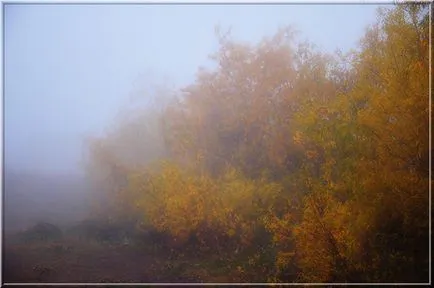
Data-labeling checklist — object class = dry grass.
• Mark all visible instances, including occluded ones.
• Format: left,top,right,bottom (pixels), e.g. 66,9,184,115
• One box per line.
2,235,245,283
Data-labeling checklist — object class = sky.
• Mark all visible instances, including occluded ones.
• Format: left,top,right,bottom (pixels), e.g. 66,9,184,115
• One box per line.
4,3,384,176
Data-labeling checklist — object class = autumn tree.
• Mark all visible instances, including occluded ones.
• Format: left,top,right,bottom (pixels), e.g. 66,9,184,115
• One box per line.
84,3,430,283
270,4,430,282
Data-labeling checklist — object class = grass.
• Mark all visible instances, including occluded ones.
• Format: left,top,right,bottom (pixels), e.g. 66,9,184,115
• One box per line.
3,219,281,284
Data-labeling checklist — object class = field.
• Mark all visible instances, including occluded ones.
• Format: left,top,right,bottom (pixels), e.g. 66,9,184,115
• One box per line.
2,223,247,284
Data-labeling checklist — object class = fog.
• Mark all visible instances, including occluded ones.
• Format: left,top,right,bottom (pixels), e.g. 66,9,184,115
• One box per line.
3,3,378,235
3,3,430,284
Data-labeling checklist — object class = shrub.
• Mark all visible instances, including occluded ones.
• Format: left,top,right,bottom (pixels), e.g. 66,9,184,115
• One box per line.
18,222,63,243
124,161,281,255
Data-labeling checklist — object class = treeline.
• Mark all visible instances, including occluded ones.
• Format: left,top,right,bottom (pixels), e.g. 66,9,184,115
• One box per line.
85,4,430,283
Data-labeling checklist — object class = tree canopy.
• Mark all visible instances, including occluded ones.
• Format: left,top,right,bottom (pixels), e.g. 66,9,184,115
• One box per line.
85,4,430,283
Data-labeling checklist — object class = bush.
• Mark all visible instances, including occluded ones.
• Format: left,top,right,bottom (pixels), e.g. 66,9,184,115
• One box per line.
124,161,281,254
67,219,134,244
18,222,63,243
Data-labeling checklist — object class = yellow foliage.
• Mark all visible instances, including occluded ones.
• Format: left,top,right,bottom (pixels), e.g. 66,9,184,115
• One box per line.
84,4,429,282
123,161,282,251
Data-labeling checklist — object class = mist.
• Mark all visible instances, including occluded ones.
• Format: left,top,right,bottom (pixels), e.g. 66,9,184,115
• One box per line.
4,3,428,284
3,3,378,233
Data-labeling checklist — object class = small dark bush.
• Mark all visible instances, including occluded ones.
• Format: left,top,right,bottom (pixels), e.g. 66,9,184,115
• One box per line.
18,222,63,243
67,219,135,244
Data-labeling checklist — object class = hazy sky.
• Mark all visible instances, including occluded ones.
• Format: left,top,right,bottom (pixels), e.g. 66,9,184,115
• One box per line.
5,4,384,175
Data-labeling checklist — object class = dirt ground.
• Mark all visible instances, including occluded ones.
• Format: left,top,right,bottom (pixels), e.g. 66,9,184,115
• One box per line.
2,236,236,284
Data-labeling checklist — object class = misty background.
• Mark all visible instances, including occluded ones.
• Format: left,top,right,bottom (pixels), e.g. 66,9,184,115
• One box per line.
3,4,380,232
